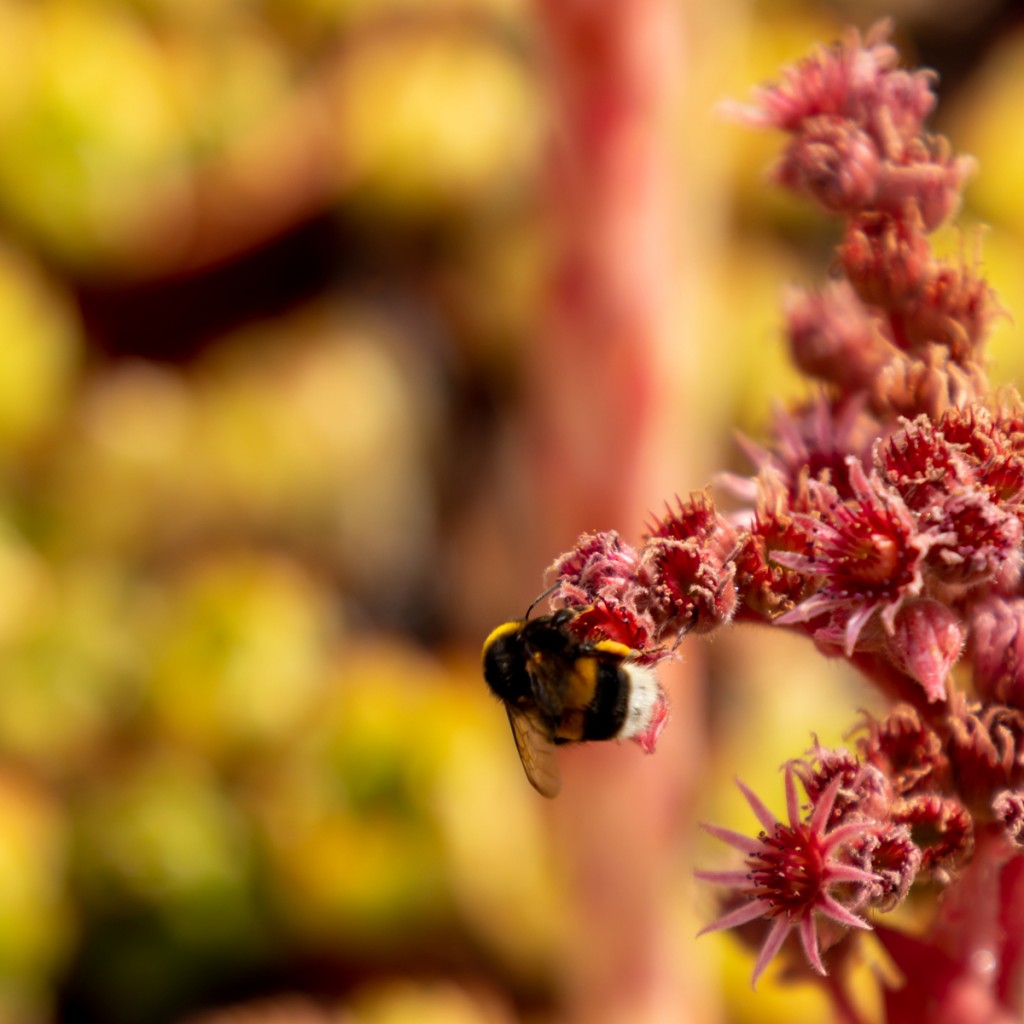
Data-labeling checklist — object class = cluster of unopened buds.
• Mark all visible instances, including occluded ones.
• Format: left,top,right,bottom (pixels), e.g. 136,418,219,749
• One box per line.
544,22,1024,1021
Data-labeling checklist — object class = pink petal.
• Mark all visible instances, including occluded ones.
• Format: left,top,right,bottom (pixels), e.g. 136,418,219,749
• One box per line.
697,897,773,937
842,600,878,655
694,868,754,887
700,822,762,855
821,820,875,850
818,892,872,931
736,778,781,833
774,593,837,625
808,774,842,833
785,765,802,828
751,917,792,989
826,863,881,885
799,914,826,975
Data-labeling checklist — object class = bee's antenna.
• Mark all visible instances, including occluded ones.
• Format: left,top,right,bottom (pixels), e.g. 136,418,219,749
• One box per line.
525,582,560,620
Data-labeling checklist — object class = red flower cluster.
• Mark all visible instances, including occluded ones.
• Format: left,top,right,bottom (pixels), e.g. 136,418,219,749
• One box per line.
538,22,1024,1014
548,491,739,657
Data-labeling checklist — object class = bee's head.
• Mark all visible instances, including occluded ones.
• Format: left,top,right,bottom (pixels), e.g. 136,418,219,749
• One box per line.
481,620,531,702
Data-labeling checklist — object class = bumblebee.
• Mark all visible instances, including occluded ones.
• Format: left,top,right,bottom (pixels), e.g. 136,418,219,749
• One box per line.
482,607,663,797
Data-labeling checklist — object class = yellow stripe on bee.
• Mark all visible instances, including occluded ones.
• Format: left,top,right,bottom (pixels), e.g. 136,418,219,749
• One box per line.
593,639,632,658
567,657,600,706
481,620,524,663
555,709,587,742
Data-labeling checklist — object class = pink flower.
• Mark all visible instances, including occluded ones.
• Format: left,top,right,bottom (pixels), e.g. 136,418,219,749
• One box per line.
730,472,812,617
877,412,1023,594
721,23,909,137
737,396,876,500
724,21,968,231
641,491,739,638
839,208,932,310
547,530,659,652
696,765,878,986
791,741,893,824
882,600,963,702
946,698,1024,808
922,490,1021,590
774,458,930,655
856,704,950,796
872,139,974,233
901,248,999,361
875,415,974,512
784,281,890,391
775,116,880,213
891,793,974,881
970,596,1024,709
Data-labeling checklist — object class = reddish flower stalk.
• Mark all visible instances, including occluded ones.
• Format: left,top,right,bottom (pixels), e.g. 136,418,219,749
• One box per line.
536,21,1024,1020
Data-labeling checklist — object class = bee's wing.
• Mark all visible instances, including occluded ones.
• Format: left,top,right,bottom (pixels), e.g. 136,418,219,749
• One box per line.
507,707,561,798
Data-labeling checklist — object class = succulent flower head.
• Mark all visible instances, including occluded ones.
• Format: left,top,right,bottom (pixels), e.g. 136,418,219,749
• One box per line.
696,765,879,986
773,458,931,659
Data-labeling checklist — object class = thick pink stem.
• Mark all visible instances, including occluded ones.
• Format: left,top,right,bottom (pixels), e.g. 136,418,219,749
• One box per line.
529,2,708,1023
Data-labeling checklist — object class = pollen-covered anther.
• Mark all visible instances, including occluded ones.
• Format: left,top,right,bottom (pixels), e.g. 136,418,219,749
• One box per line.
696,766,880,986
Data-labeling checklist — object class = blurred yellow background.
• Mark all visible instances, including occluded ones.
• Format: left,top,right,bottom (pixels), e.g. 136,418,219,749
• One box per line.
0,1,1022,1023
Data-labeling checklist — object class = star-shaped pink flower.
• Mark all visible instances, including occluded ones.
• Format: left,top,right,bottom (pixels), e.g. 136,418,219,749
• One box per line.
697,764,879,986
